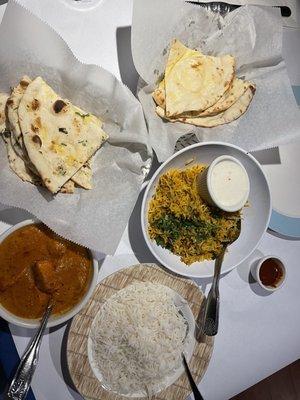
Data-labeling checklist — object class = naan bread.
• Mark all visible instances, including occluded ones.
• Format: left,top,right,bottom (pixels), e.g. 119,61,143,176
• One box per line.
7,76,31,144
156,86,255,127
19,77,108,193
1,91,40,183
0,93,8,133
2,130,42,184
71,160,93,190
6,77,43,179
153,77,253,117
152,80,165,109
164,40,235,117
7,77,87,190
60,179,75,194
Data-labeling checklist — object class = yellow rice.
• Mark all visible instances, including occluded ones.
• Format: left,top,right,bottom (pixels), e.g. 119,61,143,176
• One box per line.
148,164,241,265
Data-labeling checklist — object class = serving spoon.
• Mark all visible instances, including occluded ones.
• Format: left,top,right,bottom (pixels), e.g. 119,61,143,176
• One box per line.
6,301,53,400
203,220,241,336
6,260,57,400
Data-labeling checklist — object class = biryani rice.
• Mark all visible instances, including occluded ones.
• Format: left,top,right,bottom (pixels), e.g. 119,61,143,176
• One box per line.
148,165,241,265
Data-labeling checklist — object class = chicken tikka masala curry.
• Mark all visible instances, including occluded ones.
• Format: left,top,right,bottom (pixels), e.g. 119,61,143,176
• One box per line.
0,223,92,319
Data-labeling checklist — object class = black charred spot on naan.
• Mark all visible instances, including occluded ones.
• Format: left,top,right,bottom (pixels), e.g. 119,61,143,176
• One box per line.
3,131,10,139
20,79,30,89
55,163,67,176
31,123,39,134
53,100,67,114
58,127,68,134
31,99,40,111
6,98,14,107
32,135,42,148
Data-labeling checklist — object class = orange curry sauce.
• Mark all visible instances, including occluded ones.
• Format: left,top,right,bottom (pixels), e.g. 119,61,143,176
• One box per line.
0,224,92,319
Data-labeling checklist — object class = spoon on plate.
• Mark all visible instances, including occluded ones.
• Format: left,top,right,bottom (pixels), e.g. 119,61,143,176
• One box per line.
6,261,57,400
203,219,241,336
182,354,204,400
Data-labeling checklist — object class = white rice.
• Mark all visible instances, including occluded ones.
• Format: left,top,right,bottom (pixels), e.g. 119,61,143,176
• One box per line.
88,282,189,397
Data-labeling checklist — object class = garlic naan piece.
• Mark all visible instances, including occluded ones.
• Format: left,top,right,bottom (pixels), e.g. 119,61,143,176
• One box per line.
1,91,41,184
6,77,42,176
8,76,93,190
0,92,8,133
164,40,235,117
2,130,42,184
7,76,31,144
156,86,255,127
18,77,108,194
60,179,75,194
71,160,93,190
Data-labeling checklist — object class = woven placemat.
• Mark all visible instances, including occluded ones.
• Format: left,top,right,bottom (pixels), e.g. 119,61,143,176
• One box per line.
67,263,213,400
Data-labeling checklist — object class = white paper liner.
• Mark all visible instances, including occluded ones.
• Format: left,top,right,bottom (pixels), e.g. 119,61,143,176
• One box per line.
132,0,300,162
0,0,152,254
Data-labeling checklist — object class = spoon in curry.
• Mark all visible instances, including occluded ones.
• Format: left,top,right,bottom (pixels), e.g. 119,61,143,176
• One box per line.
203,220,241,336
6,261,57,400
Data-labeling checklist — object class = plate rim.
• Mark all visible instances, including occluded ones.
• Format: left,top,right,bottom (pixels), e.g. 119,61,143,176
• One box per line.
269,209,300,239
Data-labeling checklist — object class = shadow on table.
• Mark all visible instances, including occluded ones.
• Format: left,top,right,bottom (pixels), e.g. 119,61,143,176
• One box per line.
47,320,82,400
0,207,33,226
116,26,139,95
0,318,36,400
236,249,273,297
127,152,161,265
268,227,300,241
59,321,83,400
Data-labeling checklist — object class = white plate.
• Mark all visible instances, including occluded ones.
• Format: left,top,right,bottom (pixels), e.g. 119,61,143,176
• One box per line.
87,287,195,397
141,142,272,278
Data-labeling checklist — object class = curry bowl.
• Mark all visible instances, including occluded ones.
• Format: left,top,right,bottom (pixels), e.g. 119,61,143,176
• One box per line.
141,142,272,278
0,219,98,328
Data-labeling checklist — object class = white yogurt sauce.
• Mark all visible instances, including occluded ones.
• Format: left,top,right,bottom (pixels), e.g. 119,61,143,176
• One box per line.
210,160,249,208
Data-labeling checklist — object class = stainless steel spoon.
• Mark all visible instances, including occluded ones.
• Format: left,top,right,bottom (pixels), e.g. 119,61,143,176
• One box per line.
203,220,241,336
6,302,53,400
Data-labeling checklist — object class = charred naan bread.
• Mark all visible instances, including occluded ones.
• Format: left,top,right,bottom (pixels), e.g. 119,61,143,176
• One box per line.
164,40,235,117
18,77,108,193
156,86,255,127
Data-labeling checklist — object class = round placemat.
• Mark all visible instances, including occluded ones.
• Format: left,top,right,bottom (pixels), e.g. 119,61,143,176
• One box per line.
67,263,214,400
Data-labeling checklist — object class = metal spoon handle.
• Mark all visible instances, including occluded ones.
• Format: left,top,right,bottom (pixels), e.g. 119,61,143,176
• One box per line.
182,355,204,400
203,247,226,336
6,303,53,400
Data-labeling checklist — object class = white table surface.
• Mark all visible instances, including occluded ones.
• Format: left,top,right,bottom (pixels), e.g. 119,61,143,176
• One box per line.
0,1,300,400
